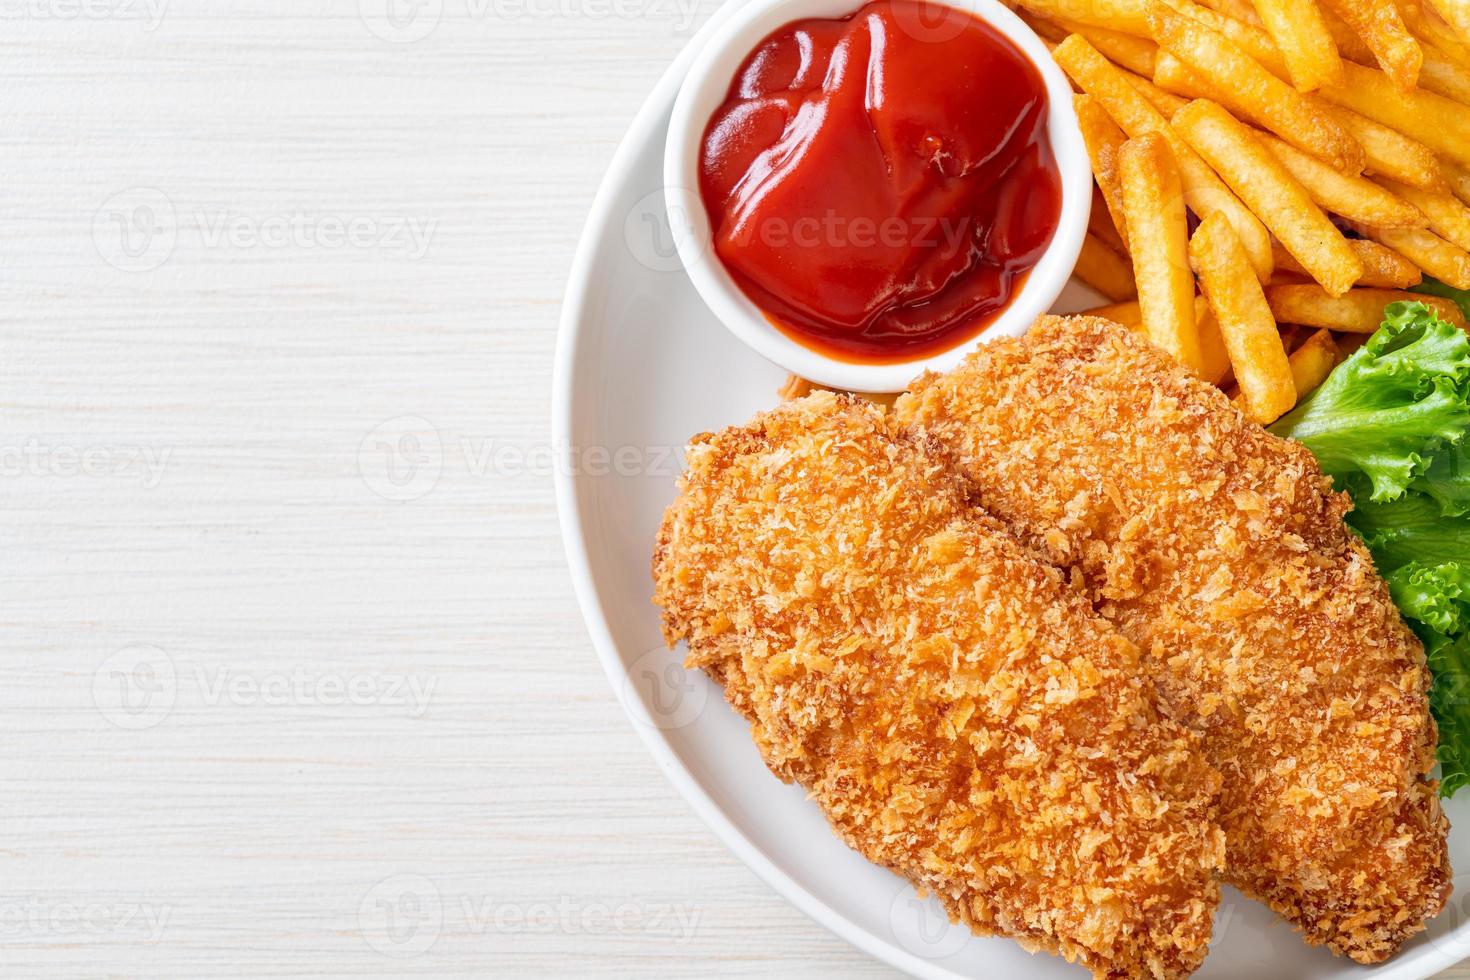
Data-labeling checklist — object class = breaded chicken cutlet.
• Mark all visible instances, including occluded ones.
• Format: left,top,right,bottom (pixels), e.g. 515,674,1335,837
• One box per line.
895,315,1451,962
653,392,1224,980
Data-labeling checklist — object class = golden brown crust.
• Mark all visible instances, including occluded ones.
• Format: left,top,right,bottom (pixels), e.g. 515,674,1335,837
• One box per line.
653,392,1223,980
895,315,1451,962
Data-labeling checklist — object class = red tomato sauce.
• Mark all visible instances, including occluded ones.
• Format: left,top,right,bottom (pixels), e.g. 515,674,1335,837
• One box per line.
698,0,1063,363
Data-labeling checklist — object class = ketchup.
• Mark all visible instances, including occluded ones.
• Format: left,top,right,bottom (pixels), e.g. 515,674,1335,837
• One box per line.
698,0,1062,363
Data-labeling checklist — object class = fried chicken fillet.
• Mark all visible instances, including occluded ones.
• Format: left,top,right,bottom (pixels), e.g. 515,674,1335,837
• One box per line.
653,392,1223,980
895,315,1451,962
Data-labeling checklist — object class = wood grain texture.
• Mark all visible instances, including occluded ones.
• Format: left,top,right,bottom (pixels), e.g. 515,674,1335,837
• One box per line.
0,2,1459,977
0,1,895,976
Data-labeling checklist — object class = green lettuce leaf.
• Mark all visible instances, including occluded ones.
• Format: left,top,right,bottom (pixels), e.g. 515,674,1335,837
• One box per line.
1386,561,1470,635
1271,301,1470,502
1413,278,1470,323
1427,629,1470,797
1386,563,1470,796
1411,438,1470,517
1270,299,1470,796
1348,489,1470,572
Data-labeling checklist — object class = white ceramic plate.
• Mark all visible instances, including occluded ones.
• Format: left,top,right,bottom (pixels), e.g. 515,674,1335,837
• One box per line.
552,4,1470,975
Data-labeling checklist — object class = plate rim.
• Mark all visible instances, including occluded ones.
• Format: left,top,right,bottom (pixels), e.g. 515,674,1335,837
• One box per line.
549,4,1469,977
550,7,981,976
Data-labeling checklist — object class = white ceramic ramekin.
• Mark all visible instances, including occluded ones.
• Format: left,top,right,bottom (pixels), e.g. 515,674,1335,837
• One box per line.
663,0,1091,392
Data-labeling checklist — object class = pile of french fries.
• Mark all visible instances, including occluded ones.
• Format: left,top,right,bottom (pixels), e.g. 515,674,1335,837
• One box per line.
1013,0,1470,422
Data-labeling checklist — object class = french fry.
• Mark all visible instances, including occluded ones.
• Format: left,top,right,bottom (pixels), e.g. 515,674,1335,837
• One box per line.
1319,7,1379,65
1199,0,1262,24
1409,294,1469,328
1266,284,1470,329
1361,224,1470,288
1331,107,1448,192
1120,133,1204,373
1427,0,1470,37
1271,240,1422,287
1317,61,1470,169
1090,184,1130,254
1319,0,1422,90
1288,329,1340,397
1076,232,1139,301
1335,332,1372,359
1052,15,1161,75
1190,213,1296,423
1082,296,1232,381
1377,177,1470,250
1231,326,1332,405
1348,241,1426,287
1018,9,1070,43
1175,0,1411,96
1173,99,1364,294
778,375,900,407
1400,0,1470,73
1157,1,1465,147
1082,299,1145,327
778,374,814,401
1177,0,1462,108
1128,71,1189,115
1222,379,1252,411
1182,0,1282,57
1149,5,1365,173
1321,2,1470,105
1333,14,1470,110
1153,53,1419,227
1055,36,1275,279
1161,3,1470,168
1195,299,1235,384
1261,135,1428,227
1419,47,1470,105
1075,94,1132,246
1249,0,1343,90
1012,0,1152,34
1056,36,1180,133
1153,49,1216,99
1442,157,1470,206
1270,271,1314,287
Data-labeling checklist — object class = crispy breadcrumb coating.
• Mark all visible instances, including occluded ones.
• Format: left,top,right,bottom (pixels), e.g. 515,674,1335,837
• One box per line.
895,316,1451,962
653,392,1224,980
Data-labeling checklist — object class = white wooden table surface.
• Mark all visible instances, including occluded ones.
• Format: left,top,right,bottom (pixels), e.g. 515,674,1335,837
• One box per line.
0,2,1461,977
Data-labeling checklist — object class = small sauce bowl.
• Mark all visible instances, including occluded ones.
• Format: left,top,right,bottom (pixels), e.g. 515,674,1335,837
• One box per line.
664,0,1092,393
